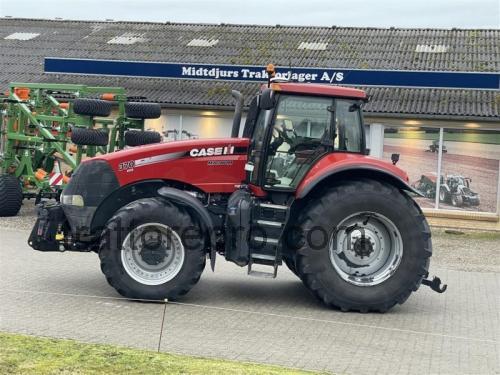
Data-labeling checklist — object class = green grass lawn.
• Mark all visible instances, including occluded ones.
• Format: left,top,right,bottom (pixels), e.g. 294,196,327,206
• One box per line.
0,332,317,375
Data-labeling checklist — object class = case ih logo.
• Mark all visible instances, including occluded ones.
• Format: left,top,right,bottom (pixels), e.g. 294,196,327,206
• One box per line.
190,146,235,157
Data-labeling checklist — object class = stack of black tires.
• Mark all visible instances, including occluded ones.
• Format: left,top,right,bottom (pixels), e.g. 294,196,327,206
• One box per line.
71,98,162,148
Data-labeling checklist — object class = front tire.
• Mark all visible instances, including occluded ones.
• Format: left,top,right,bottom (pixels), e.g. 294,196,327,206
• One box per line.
99,198,206,300
295,179,432,312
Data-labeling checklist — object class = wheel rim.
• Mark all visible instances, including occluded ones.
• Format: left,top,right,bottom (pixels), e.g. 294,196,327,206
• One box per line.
121,223,185,286
329,212,403,287
439,189,446,202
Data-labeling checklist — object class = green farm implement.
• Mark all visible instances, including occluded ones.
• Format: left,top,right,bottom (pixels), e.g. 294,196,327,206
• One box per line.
0,82,162,216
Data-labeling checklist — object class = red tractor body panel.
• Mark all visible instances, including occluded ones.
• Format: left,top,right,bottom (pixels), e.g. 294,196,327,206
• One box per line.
90,138,408,197
270,82,367,99
93,138,249,193
295,153,410,198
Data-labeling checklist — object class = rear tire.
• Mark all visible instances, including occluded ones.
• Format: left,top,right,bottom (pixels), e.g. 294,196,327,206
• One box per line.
99,198,206,300
0,175,23,217
125,130,162,147
295,179,432,312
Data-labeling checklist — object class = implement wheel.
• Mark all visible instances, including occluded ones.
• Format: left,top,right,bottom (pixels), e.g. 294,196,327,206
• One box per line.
0,175,23,217
99,198,206,300
295,178,431,312
73,98,112,117
125,102,161,119
125,130,162,147
71,128,109,146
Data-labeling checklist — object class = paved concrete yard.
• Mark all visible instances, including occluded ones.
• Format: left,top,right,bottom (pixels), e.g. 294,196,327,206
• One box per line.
0,228,499,374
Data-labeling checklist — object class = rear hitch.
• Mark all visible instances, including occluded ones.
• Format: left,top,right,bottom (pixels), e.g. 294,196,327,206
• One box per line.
422,273,447,293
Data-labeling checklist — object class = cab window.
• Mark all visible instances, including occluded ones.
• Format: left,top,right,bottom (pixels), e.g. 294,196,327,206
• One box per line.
335,100,362,152
248,108,272,185
264,95,333,189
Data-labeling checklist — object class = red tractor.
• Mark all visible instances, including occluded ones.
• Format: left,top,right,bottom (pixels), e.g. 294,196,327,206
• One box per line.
29,79,445,312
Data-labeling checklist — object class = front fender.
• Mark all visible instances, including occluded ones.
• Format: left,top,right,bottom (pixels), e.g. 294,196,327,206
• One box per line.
157,187,218,271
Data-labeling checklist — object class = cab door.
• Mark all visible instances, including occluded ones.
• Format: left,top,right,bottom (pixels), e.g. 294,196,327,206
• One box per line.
259,94,334,190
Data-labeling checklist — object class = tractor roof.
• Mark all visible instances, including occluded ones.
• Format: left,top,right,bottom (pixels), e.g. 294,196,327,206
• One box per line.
269,82,367,100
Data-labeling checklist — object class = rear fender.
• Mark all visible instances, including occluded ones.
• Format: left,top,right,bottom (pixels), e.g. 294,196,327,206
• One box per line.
157,187,217,271
296,166,424,199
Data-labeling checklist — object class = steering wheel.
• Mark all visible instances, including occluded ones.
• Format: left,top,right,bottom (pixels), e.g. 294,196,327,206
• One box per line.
273,122,296,144
287,138,322,154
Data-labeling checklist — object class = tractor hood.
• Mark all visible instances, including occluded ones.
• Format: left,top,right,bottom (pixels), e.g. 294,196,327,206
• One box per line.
91,138,250,193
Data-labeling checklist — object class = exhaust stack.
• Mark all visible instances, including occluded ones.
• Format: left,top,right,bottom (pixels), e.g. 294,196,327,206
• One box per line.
231,90,243,138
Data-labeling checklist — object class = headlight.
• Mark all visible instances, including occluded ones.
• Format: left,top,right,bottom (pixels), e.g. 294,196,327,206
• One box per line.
61,194,85,207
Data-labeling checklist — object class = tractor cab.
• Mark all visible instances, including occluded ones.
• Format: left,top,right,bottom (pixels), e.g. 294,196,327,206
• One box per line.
224,80,372,277
242,82,367,191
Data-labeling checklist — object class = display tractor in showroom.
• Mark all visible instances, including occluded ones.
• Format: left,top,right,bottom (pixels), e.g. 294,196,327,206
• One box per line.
29,72,446,312
0,83,162,217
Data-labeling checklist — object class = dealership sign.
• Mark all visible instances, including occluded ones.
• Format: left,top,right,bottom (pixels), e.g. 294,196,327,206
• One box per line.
44,57,499,90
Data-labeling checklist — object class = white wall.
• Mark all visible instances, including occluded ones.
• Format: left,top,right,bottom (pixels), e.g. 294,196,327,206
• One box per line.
147,109,245,140
366,123,385,158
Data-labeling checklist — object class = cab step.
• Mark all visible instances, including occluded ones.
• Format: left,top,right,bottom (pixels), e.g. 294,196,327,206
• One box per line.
248,253,278,278
246,201,292,279
247,269,277,278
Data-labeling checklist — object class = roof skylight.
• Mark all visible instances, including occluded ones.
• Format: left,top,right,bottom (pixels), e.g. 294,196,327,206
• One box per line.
415,44,448,53
297,42,327,51
4,32,40,41
107,33,147,45
187,39,219,47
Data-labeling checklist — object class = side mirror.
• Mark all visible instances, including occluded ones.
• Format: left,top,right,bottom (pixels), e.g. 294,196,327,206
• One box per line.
259,88,276,110
391,153,400,165
349,103,361,112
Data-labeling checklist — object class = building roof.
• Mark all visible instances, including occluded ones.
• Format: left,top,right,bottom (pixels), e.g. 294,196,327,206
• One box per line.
0,18,498,120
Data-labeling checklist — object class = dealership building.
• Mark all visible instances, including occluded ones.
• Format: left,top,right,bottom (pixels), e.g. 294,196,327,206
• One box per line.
0,18,499,228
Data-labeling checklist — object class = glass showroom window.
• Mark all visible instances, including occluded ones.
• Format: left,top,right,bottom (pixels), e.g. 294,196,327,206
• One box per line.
383,125,500,214
437,128,500,213
383,125,439,210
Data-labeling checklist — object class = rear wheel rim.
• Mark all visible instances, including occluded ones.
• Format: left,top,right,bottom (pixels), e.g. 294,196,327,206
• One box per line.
439,189,446,202
121,223,185,286
329,212,403,287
